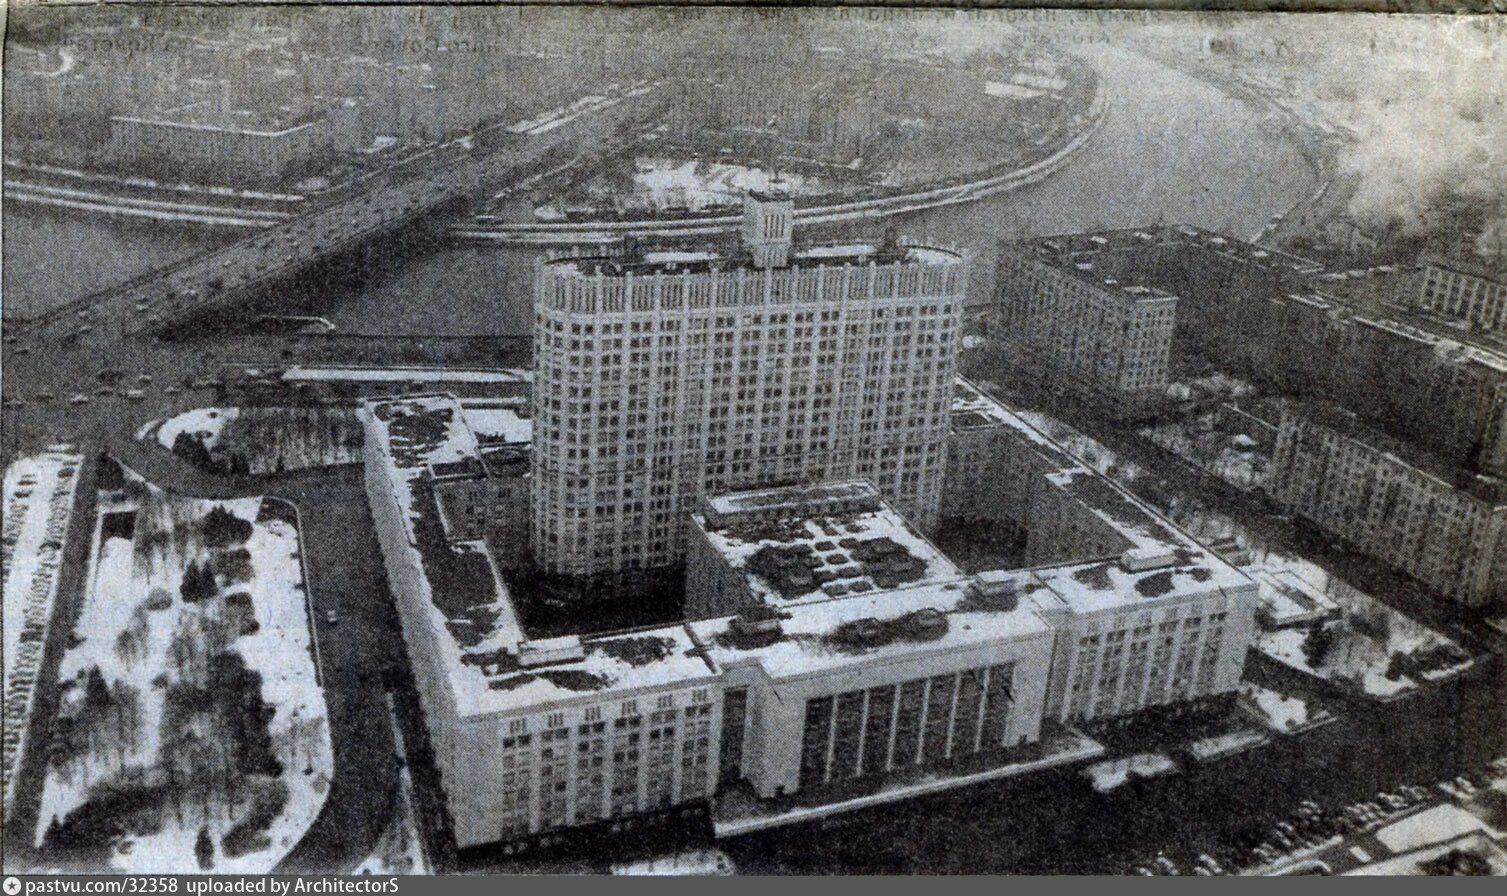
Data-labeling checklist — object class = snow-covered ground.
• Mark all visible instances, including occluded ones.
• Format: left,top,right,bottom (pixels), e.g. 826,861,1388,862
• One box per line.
353,770,426,876
150,407,362,474
1374,804,1500,854
621,158,824,214
1084,753,1178,792
1257,601,1468,701
1241,683,1333,734
1185,729,1269,762
156,407,238,452
3,449,83,810
33,485,331,873
1142,419,1268,491
613,849,736,875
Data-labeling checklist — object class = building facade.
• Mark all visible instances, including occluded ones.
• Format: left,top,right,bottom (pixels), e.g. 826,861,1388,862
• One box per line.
1417,259,1507,337
999,227,1507,477
1268,405,1507,608
531,195,967,578
363,380,1260,853
994,241,1178,405
108,108,327,182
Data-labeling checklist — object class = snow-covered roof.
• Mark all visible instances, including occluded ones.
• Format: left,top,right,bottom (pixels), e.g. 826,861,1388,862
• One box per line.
950,378,1254,614
689,571,1053,681
361,393,716,718
693,481,961,607
459,399,532,445
546,241,962,277
283,365,532,385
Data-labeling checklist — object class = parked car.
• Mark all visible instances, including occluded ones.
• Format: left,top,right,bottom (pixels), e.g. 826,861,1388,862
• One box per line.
325,610,339,625
68,393,90,405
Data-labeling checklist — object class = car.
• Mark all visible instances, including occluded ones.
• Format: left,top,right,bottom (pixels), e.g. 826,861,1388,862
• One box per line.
68,393,90,405
165,386,182,396
125,390,146,401
94,386,115,397
3,398,25,409
34,391,55,402
136,374,153,385
325,610,339,625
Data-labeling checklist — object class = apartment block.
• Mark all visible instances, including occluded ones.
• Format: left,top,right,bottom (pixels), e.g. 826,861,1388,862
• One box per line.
994,239,1178,404
1416,258,1507,336
1269,404,1507,608
1000,226,1507,477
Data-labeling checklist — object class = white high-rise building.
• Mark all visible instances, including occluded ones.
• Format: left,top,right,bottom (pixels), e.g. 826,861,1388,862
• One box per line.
531,195,967,578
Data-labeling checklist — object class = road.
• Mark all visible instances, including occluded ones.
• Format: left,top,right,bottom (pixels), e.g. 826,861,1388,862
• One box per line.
14,84,645,355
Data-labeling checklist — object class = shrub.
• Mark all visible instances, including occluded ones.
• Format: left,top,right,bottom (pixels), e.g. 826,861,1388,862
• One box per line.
1303,623,1336,668
180,560,217,603
223,592,259,636
202,506,253,548
195,826,214,870
216,548,254,585
171,432,214,470
41,770,167,860
221,779,289,859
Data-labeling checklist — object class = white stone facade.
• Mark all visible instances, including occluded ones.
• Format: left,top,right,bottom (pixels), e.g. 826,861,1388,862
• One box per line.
531,239,966,578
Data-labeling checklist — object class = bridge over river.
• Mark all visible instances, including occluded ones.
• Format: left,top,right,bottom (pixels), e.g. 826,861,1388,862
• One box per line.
18,88,646,351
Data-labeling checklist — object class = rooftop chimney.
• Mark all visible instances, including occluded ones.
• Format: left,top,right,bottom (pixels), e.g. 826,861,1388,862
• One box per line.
742,189,793,270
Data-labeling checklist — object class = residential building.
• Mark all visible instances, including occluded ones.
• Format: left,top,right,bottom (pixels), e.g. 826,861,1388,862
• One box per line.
994,237,1178,406
1268,404,1507,608
1416,257,1507,336
531,193,967,579
999,226,1507,476
108,100,329,182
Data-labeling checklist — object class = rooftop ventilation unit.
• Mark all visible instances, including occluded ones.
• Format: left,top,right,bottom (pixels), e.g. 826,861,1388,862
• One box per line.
1120,546,1178,573
966,571,1020,611
518,635,585,667
730,604,785,637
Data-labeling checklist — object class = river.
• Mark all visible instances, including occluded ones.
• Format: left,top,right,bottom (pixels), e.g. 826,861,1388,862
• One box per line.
2,44,1492,875
3,46,1315,335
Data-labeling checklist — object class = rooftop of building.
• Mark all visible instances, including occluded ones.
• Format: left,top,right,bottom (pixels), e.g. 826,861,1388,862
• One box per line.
688,571,1054,680
1283,401,1507,507
1007,224,1325,282
114,99,321,137
362,380,1252,716
1348,314,1507,375
1420,253,1507,287
950,378,1254,611
544,240,963,279
692,480,963,606
360,392,718,717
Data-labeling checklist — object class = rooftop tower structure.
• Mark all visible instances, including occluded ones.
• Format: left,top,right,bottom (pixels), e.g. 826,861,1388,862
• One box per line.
741,189,794,269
